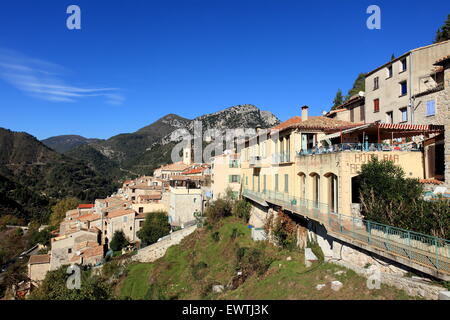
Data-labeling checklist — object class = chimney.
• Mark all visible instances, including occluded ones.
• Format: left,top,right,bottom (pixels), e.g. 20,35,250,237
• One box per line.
301,105,309,121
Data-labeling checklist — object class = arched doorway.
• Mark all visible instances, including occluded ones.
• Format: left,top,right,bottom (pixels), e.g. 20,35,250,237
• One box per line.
298,172,306,200
309,173,320,204
324,173,338,213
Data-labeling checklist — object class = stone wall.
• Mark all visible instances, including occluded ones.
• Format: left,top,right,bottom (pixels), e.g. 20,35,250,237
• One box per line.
444,66,450,187
305,219,446,300
132,225,197,263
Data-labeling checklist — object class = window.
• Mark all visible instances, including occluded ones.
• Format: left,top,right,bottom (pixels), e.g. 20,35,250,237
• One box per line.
263,175,266,193
123,216,128,222
193,198,196,203
229,175,239,183
68,248,72,254
130,226,132,231
245,176,248,185
275,174,279,192
139,207,143,213
284,174,289,193
400,81,407,96
373,77,379,90
387,65,393,78
373,99,380,113
386,111,393,124
400,107,408,122
139,221,144,227
401,58,407,72
426,100,435,116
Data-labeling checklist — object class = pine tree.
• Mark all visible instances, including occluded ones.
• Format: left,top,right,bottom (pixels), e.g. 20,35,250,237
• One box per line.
435,14,450,43
346,73,366,101
332,89,344,110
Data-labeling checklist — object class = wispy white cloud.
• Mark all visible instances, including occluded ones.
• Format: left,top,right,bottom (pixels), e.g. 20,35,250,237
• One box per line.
0,49,124,105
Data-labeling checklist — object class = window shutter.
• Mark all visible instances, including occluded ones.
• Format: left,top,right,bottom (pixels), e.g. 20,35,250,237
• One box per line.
237,175,241,183
228,175,232,183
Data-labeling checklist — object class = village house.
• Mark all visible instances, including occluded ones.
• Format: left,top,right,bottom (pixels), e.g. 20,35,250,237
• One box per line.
168,175,205,227
211,150,241,200
28,254,50,284
364,40,450,125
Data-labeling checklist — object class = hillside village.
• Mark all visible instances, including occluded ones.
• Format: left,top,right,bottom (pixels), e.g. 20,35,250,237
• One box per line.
24,40,450,299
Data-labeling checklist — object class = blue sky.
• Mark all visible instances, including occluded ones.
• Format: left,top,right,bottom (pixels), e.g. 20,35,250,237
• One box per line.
0,0,448,140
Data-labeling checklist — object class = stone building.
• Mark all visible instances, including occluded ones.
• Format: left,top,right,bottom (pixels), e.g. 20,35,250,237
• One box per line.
28,254,50,283
364,40,450,125
168,175,205,226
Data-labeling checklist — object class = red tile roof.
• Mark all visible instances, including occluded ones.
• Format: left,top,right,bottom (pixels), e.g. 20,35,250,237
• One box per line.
273,116,362,133
78,204,94,209
83,245,104,258
419,179,444,185
434,55,450,66
182,167,206,175
138,194,162,200
106,208,136,219
77,213,101,222
29,254,50,265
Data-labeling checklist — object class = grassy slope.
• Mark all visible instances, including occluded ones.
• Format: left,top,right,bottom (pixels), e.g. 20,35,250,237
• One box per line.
117,217,416,300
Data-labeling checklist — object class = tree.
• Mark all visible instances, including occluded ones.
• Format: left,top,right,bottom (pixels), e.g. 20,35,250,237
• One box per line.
136,211,171,246
109,230,129,252
331,89,344,110
435,14,450,43
49,197,80,226
28,265,112,300
359,157,449,238
391,54,395,61
346,73,366,101
28,227,55,247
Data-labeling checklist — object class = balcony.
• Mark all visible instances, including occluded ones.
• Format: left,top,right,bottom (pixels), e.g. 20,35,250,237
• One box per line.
296,142,421,157
271,152,291,164
242,188,450,279
249,155,263,167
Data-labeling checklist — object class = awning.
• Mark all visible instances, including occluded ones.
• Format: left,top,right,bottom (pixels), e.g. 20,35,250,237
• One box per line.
320,123,372,142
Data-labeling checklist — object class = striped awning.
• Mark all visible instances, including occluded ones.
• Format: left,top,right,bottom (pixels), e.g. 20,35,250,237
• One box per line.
377,123,444,132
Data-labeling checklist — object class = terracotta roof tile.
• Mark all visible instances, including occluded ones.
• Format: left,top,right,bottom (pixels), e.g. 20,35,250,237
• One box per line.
82,245,104,258
106,208,136,219
419,179,444,185
77,213,101,222
158,161,191,171
78,204,94,209
286,117,362,132
138,194,162,200
29,254,50,265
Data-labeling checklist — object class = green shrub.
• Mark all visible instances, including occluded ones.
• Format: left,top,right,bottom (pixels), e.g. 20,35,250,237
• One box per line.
211,231,220,242
232,199,251,222
230,228,243,239
136,211,171,246
192,261,208,280
110,230,129,252
359,158,450,238
235,247,272,277
205,198,232,224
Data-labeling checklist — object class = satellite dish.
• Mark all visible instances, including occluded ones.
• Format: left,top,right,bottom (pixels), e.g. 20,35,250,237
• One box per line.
322,111,327,115
358,91,365,97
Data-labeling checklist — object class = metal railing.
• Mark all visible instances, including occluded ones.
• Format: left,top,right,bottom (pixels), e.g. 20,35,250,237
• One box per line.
272,152,291,163
242,188,450,275
297,143,421,157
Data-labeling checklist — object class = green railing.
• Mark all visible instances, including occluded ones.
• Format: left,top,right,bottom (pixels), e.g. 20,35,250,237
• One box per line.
242,189,450,275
